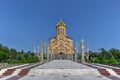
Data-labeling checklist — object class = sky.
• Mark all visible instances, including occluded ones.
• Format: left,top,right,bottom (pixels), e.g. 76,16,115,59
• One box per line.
0,0,120,52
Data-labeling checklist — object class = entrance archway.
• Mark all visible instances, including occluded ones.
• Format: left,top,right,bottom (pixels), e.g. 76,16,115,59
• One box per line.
59,52,64,59
48,53,74,60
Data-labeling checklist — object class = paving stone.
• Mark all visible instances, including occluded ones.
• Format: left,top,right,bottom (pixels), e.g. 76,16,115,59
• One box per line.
19,60,111,80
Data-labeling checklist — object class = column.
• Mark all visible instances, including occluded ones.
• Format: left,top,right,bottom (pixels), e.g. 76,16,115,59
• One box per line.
75,42,79,62
40,41,44,63
86,44,90,62
47,44,49,61
81,39,85,62
33,45,37,54
44,42,47,57
50,53,52,60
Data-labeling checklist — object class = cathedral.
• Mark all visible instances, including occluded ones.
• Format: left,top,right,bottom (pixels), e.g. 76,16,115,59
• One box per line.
39,19,85,61
48,19,74,55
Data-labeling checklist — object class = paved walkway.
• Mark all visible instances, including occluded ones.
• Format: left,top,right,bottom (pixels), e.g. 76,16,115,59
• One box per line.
19,60,110,80
34,60,92,69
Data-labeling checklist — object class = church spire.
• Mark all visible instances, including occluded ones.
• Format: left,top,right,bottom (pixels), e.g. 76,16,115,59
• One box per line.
56,18,67,36
56,18,66,27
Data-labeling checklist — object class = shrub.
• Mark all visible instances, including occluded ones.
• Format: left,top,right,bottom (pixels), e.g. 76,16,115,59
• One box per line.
100,58,107,64
90,58,94,62
94,58,99,63
10,60,18,64
108,56,117,64
21,57,26,63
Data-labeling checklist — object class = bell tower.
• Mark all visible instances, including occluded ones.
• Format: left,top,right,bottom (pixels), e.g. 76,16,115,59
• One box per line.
56,19,66,36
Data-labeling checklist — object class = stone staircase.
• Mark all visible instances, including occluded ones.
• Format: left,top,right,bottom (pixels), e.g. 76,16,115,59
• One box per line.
0,63,41,80
3,69,16,76
0,64,31,79
82,62,120,80
98,69,110,77
18,69,30,76
1,60,120,80
113,69,120,75
28,69,100,75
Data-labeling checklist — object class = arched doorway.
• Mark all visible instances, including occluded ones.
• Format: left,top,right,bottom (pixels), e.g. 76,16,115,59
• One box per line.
48,53,74,60
58,52,64,60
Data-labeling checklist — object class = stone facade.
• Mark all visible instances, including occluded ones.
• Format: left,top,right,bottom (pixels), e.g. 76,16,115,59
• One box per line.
48,19,74,54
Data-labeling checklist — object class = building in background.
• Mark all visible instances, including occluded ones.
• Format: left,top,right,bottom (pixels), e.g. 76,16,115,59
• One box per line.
48,19,74,54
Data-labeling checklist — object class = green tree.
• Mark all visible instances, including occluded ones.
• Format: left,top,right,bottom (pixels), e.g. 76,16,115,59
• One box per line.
21,56,26,63
100,58,107,64
94,58,99,63
27,55,33,63
9,48,17,61
0,51,9,62
108,56,117,64
90,58,94,62
109,48,119,59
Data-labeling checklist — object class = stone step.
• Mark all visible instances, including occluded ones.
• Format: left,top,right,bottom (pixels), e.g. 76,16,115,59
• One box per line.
98,69,110,77
2,64,40,80
12,69,21,75
88,63,120,78
12,63,40,75
3,69,16,76
113,69,120,75
28,69,100,75
0,64,29,75
0,69,8,75
18,69,30,76
0,63,38,79
97,68,120,79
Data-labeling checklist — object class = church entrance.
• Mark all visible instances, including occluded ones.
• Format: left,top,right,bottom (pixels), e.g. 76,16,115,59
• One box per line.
48,52,74,60
58,52,64,59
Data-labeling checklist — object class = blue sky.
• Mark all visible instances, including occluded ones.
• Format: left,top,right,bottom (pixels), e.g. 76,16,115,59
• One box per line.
0,0,120,52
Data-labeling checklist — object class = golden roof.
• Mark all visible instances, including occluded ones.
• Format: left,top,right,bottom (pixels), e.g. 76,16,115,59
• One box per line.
56,19,66,27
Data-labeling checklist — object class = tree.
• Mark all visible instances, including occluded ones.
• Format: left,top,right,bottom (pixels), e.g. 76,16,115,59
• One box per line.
0,51,9,62
0,44,3,50
21,50,24,54
109,48,120,59
100,58,107,64
24,53,29,60
89,52,98,60
27,55,32,63
99,48,107,59
0,43,39,63
21,56,26,63
90,58,94,62
94,58,99,63
9,48,17,61
108,56,117,64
